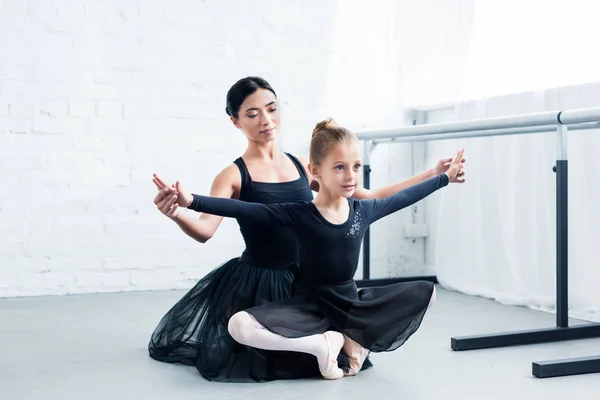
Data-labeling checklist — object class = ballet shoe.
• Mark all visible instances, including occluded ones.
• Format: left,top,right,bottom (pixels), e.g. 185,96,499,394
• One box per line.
318,331,345,380
343,335,370,376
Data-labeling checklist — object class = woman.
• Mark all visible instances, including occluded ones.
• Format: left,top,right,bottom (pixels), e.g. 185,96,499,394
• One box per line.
148,76,465,382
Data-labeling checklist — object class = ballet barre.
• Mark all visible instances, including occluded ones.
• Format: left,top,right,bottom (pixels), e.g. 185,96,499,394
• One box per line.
355,106,600,379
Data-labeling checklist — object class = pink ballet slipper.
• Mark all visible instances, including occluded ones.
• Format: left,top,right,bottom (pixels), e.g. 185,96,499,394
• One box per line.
319,331,345,380
343,336,370,376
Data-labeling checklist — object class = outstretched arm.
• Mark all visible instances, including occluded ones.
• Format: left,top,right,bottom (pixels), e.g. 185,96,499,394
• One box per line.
353,168,437,200
152,166,238,243
361,149,465,223
361,173,449,223
156,178,297,227
296,151,465,199
186,193,295,227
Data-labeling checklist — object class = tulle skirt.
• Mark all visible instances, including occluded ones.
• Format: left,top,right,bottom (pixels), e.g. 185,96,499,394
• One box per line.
148,257,372,382
247,278,434,353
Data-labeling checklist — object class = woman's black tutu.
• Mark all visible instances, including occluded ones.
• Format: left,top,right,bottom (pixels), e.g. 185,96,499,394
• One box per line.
148,257,372,382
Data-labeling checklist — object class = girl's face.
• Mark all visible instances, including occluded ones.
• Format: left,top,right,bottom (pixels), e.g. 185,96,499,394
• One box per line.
231,89,280,144
311,140,362,198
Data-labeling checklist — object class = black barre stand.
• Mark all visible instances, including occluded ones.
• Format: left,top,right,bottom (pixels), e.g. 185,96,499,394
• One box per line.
450,124,600,378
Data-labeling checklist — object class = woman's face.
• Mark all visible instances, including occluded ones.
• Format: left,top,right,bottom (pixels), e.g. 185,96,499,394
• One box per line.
231,88,280,144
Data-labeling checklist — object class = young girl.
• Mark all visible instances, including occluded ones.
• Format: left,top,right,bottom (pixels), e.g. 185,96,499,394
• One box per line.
165,118,464,380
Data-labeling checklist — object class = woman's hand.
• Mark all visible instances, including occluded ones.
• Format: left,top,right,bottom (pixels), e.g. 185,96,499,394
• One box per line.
443,149,466,182
435,151,466,183
152,174,193,218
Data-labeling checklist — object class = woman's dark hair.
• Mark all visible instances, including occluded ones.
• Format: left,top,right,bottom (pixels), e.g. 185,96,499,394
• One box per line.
225,76,277,119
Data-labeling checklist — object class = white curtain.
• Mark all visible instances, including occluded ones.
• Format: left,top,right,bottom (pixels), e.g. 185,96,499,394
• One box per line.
426,83,600,322
413,0,600,323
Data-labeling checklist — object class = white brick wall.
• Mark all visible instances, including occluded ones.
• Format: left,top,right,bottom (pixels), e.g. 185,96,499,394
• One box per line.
0,0,471,297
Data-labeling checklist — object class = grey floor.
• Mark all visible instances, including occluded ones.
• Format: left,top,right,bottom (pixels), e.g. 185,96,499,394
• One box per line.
1,287,600,400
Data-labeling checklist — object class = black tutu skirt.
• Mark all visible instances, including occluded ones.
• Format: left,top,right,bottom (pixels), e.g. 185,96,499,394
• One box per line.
246,278,434,353
148,257,372,382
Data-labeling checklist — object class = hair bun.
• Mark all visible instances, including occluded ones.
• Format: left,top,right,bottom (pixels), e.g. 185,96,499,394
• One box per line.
312,118,338,137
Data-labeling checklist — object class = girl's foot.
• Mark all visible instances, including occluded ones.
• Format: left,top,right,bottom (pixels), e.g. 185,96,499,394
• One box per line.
317,331,345,380
343,335,370,376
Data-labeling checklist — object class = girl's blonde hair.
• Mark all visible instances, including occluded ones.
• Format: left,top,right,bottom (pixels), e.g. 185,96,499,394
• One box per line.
310,118,358,165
